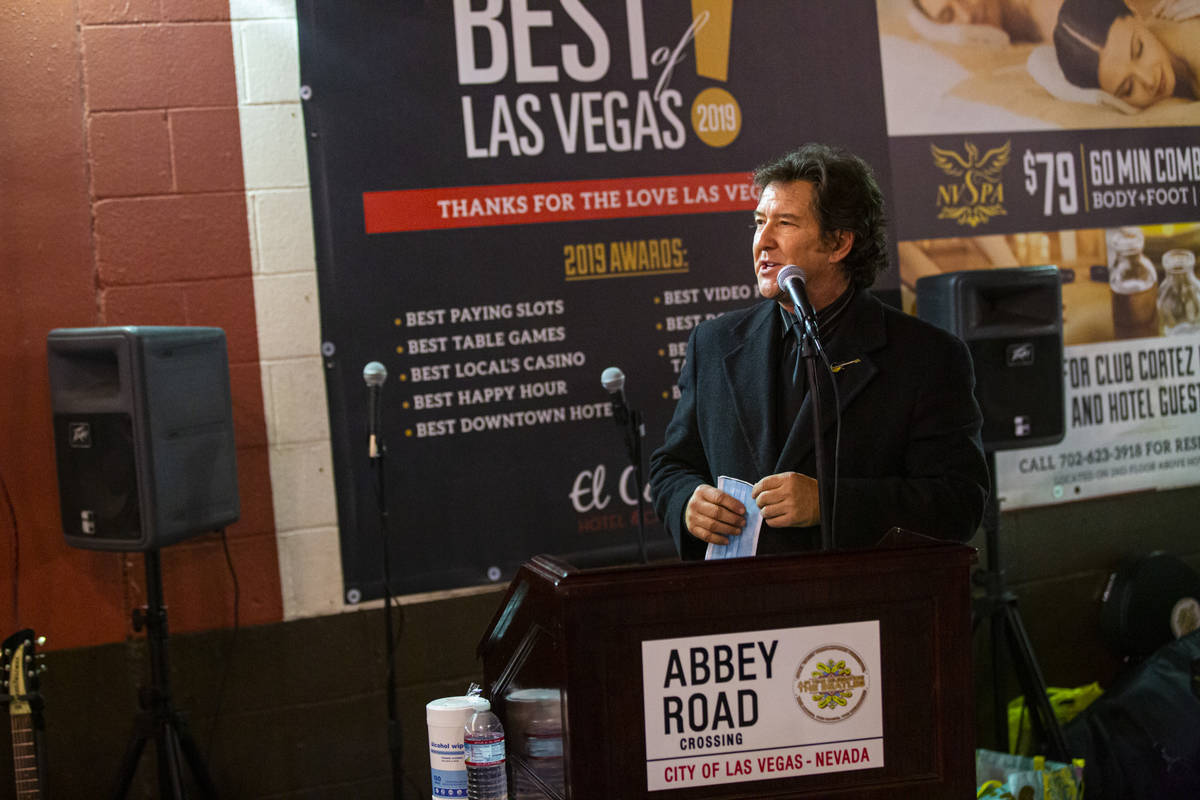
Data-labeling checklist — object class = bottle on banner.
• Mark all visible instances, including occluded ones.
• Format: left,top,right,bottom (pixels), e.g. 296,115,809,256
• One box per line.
426,695,491,800
1108,227,1159,339
465,708,509,800
1157,249,1200,336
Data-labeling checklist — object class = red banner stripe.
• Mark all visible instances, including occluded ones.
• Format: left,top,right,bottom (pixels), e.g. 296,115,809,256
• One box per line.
362,172,756,233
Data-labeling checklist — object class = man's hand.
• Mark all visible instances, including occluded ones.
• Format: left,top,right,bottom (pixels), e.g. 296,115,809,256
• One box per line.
684,484,746,545
752,471,819,527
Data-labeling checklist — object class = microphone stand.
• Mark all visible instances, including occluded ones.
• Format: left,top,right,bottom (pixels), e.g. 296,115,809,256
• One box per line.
370,435,406,799
621,407,649,564
790,311,834,550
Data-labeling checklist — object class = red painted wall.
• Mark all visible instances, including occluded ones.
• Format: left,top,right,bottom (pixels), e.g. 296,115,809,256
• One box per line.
1,1,282,649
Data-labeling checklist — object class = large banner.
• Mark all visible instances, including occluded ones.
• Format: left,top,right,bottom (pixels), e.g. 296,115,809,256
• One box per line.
297,1,893,599
298,1,1200,599
875,0,1200,508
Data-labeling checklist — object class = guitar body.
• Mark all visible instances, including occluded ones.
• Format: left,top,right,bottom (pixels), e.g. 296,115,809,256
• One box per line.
3,629,46,799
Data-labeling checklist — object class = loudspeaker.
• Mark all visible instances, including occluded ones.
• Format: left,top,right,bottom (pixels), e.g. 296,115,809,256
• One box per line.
916,266,1065,451
46,326,240,551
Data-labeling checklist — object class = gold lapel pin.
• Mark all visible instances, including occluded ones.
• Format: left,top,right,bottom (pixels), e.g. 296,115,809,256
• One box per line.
831,358,862,373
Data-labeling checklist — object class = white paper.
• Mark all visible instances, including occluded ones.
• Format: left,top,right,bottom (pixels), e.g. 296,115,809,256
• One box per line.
704,476,762,559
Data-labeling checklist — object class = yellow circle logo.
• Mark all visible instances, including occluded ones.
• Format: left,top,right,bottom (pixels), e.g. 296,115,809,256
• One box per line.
690,87,741,148
794,645,870,723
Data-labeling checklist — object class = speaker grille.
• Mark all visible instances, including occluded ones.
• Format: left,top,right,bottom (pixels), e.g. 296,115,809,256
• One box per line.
53,413,143,545
967,334,1064,448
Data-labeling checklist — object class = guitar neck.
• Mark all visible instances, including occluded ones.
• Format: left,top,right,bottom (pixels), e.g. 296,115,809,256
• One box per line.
4,631,45,800
11,713,43,800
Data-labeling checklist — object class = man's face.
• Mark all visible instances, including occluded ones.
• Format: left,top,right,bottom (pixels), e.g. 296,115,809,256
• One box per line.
1098,16,1177,109
913,0,1000,26
752,180,848,310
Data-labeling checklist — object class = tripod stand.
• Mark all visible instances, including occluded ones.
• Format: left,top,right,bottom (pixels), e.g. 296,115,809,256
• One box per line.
112,548,217,799
974,451,1068,761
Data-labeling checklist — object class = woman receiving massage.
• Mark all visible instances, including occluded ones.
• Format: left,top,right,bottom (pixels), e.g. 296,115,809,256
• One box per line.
1054,0,1199,109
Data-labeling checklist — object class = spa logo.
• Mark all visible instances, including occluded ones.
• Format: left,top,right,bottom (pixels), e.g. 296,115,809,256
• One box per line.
793,644,869,723
931,140,1010,227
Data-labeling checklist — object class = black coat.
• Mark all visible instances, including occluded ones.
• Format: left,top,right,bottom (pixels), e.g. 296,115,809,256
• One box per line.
649,290,989,560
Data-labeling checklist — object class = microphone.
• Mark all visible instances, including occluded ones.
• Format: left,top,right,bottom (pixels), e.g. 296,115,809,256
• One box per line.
363,361,387,458
600,365,649,563
776,264,819,336
600,366,630,426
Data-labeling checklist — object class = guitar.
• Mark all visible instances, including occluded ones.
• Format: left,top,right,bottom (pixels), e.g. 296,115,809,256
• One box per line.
2,629,46,799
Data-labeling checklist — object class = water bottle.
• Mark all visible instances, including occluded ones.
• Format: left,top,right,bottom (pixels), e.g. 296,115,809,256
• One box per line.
464,709,508,800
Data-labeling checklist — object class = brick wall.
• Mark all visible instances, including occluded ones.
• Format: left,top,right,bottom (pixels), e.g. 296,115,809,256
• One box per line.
0,0,283,648
85,0,284,636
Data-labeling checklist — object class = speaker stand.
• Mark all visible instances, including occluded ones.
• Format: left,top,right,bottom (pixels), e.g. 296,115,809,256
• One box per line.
974,451,1068,761
112,549,218,799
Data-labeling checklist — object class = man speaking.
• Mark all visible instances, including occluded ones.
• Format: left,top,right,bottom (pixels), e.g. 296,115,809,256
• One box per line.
649,143,989,560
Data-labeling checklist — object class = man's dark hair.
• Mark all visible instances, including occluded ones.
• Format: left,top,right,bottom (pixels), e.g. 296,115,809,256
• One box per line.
752,143,889,289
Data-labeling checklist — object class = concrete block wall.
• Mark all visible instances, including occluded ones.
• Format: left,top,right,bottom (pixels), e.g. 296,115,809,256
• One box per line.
229,0,345,620
12,592,499,798
1,12,495,796
0,0,287,645
0,0,500,646
227,1,497,620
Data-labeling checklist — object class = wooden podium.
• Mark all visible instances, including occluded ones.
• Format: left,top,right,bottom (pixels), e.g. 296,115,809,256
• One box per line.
478,534,976,798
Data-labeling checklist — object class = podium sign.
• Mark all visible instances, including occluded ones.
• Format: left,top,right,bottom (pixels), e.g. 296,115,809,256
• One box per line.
641,621,883,790
478,537,975,798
